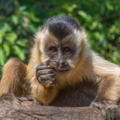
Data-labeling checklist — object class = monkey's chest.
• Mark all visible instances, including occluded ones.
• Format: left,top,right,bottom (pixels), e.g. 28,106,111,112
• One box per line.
50,82,97,107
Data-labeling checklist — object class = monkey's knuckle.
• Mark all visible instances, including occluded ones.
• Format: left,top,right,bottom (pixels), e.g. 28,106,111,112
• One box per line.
39,71,44,75
36,70,40,75
38,76,43,82
48,69,53,73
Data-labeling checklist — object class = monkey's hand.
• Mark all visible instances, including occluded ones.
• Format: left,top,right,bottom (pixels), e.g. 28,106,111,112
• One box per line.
0,93,20,105
90,100,119,120
36,63,55,87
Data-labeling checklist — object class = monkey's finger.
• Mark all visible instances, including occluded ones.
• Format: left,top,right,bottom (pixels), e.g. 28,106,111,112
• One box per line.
40,63,47,66
37,72,55,80
90,102,99,107
116,109,119,119
36,66,52,71
40,73,55,80
99,107,107,120
111,109,116,120
36,69,54,77
38,74,55,82
106,108,111,120
44,78,55,83
19,97,29,102
39,78,55,85
113,108,119,120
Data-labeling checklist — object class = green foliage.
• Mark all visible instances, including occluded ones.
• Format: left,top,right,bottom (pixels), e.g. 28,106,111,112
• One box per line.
0,0,40,65
0,0,120,79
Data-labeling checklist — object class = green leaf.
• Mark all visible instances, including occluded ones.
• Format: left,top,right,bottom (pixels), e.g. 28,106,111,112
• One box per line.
3,43,10,56
0,47,6,66
16,39,28,47
90,21,98,30
29,24,36,33
31,17,40,22
19,52,25,60
5,32,17,44
78,11,88,18
0,37,3,44
22,11,29,16
109,26,116,33
106,2,114,10
19,6,27,12
11,15,19,25
1,23,12,32
78,11,92,22
13,45,25,60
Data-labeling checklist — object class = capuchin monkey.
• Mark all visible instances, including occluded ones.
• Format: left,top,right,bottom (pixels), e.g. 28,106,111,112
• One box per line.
0,16,119,119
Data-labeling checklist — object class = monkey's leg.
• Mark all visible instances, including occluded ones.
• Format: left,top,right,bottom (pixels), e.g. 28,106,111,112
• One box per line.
0,58,28,98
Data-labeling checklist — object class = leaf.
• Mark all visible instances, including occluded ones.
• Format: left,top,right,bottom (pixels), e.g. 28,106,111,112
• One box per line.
3,43,10,56
13,45,25,60
109,26,116,33
19,52,25,60
29,24,37,33
1,23,12,32
106,2,114,10
90,21,98,30
0,37,3,44
11,15,19,25
16,39,28,47
31,17,40,22
5,32,17,44
0,47,6,66
78,11,88,18
78,11,92,22
19,6,27,12
22,11,29,16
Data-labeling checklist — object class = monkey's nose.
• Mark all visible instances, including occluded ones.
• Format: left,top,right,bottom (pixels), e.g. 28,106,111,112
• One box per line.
61,62,66,66
59,61,66,68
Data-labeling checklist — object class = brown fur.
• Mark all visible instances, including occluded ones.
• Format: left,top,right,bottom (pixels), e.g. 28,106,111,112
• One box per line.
0,27,120,106
0,58,29,97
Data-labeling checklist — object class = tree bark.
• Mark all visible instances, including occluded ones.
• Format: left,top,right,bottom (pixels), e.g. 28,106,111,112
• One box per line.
0,101,111,120
0,100,120,120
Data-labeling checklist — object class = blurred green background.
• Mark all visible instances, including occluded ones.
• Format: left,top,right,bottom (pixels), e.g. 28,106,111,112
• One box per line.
0,0,120,79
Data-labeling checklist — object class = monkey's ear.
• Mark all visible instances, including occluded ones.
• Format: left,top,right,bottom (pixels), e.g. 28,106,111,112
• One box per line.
73,28,87,48
81,28,87,42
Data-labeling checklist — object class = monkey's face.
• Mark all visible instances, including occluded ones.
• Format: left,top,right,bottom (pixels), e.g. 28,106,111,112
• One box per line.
36,20,87,74
45,39,75,73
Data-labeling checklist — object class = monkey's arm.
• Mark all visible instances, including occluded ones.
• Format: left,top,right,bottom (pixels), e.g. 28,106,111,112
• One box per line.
0,58,29,98
30,63,58,105
90,53,120,119
92,53,120,102
31,77,58,105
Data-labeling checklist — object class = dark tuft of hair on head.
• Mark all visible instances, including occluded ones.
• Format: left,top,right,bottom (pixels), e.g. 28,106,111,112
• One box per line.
41,16,81,40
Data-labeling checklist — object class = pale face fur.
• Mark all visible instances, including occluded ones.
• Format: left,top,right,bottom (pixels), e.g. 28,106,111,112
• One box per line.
35,27,88,69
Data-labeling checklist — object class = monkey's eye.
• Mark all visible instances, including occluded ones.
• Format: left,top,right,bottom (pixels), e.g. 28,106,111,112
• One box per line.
64,47,71,54
50,47,57,53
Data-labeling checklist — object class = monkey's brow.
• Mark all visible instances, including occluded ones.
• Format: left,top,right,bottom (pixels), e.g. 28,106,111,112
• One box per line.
60,33,75,41
45,32,59,42
61,37,76,45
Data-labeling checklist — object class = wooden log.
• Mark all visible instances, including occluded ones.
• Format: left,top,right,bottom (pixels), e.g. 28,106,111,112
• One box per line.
0,99,120,120
0,101,109,120
0,92,120,119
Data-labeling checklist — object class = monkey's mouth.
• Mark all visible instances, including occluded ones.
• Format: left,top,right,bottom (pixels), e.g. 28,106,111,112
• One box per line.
48,62,70,73
54,68,69,73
